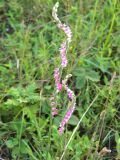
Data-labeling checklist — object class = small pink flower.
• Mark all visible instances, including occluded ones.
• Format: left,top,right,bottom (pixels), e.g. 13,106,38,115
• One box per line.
52,107,58,116
54,68,62,92
58,126,64,134
59,42,68,68
66,87,74,100
49,97,54,101
58,23,72,43
52,111,58,116
58,104,76,134
57,83,62,91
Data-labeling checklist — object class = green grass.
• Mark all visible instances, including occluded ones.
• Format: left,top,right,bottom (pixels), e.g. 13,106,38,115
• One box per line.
0,0,120,159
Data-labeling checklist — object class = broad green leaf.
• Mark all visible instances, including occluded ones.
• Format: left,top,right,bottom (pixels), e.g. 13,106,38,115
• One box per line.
86,70,100,82
6,138,18,148
76,76,86,89
68,115,79,125
73,68,86,77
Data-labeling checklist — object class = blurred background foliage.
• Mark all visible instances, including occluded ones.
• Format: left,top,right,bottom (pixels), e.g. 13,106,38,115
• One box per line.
0,0,120,159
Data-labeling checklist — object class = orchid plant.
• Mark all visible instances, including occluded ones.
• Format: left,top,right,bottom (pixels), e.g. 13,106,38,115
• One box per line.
50,2,76,134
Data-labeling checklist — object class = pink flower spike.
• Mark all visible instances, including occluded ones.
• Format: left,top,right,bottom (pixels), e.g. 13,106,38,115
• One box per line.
52,2,76,135
58,104,76,134
57,83,62,91
54,68,62,92
57,23,72,44
60,42,68,68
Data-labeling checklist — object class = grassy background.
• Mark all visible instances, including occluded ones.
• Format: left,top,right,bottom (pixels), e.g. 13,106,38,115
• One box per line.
0,0,120,159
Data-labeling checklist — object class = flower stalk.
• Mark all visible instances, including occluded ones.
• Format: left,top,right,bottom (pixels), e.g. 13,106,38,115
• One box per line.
51,2,76,134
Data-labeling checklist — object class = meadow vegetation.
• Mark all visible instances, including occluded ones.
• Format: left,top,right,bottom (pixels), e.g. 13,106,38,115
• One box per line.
0,0,120,159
